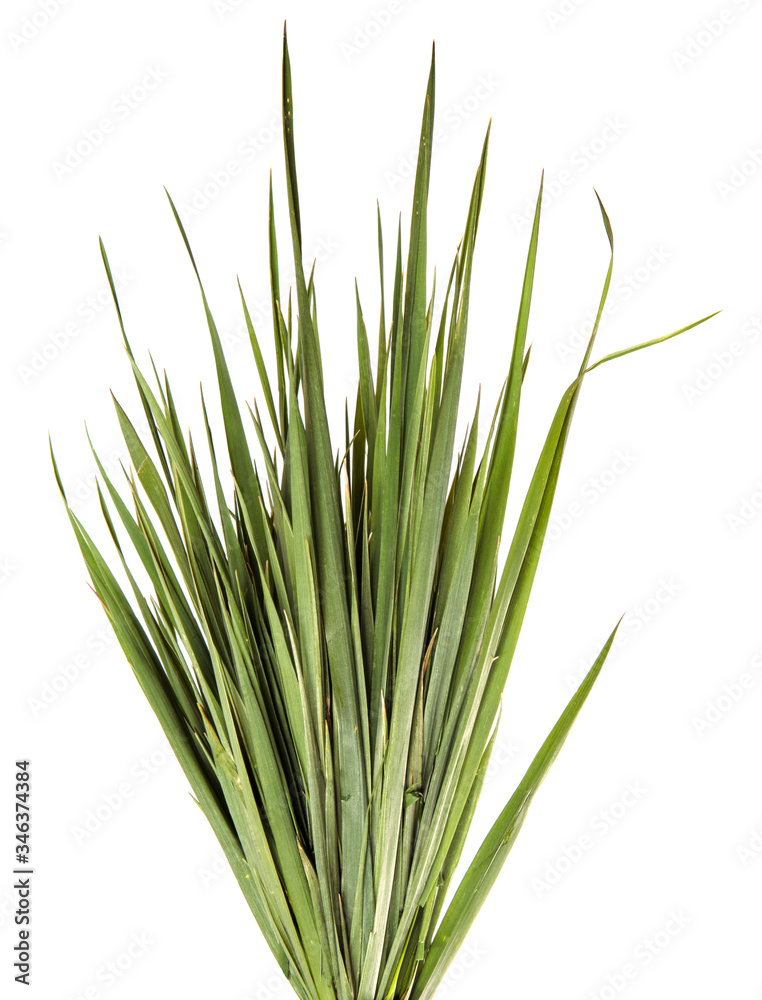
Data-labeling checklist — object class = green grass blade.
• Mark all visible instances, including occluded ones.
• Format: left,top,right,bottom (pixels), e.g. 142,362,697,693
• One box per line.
281,27,370,930
412,622,621,1000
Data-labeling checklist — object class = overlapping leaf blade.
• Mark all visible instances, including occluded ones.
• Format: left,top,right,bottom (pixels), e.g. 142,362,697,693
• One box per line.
54,24,717,1000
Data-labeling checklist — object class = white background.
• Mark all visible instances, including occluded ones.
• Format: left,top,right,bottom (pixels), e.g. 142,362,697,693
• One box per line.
3,1,761,998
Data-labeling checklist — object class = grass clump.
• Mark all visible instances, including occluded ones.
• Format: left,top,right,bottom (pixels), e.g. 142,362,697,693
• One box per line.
52,26,716,1000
